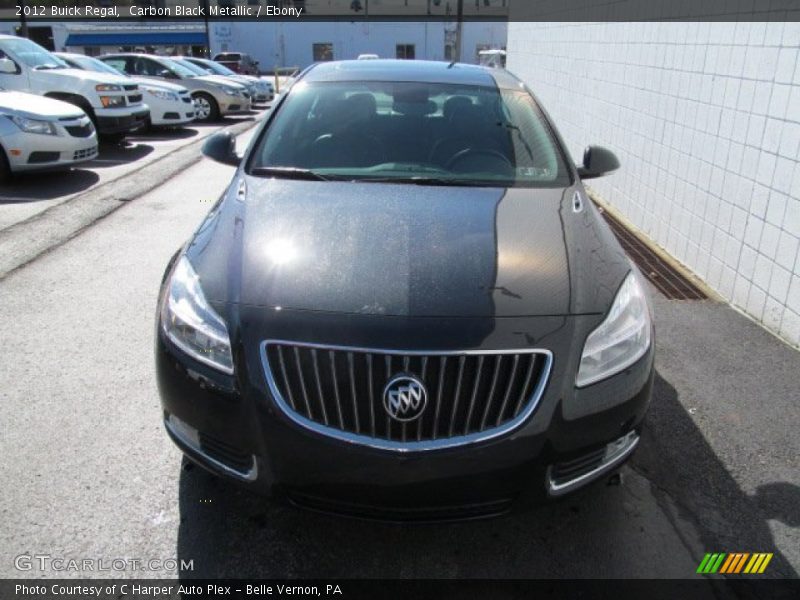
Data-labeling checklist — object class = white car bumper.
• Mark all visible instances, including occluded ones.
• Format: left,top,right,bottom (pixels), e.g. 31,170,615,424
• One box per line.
148,94,197,127
4,116,98,173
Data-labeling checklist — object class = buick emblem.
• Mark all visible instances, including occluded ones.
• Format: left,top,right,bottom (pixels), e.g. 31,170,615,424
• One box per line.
383,375,428,422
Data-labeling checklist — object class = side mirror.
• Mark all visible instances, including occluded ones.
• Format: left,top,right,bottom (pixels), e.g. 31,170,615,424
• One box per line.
577,145,620,179
159,69,178,79
202,131,241,166
0,57,19,74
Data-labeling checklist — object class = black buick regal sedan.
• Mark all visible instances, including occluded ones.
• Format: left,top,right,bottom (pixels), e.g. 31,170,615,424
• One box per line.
156,60,654,520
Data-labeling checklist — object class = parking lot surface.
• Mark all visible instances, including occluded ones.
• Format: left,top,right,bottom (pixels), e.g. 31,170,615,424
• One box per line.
0,106,270,231
0,127,797,590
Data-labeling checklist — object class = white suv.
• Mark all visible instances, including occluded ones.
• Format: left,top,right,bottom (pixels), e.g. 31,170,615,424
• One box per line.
0,35,149,141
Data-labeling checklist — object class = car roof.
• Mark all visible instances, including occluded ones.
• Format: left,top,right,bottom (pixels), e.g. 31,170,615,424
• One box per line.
301,59,523,90
101,53,170,61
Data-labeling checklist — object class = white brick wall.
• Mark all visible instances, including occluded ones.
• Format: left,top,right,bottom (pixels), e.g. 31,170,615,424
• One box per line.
507,22,800,347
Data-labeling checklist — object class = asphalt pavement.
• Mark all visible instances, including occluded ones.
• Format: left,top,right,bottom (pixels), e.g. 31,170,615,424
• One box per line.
0,132,797,591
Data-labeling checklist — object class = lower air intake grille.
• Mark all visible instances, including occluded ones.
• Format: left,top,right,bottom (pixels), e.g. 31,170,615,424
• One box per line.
262,342,552,450
73,146,97,161
287,492,514,522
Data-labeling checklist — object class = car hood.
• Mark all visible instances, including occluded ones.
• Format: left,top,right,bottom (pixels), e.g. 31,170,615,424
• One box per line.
228,75,257,85
195,74,245,89
0,90,85,119
37,67,132,87
188,178,630,318
130,77,187,93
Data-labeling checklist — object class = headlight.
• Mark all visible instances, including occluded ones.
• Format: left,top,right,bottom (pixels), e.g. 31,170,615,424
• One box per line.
95,84,122,92
11,115,57,135
219,86,240,96
99,95,126,108
145,88,178,101
160,256,234,374
576,270,652,387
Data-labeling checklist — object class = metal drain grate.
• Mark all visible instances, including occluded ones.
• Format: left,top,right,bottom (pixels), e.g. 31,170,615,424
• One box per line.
598,208,707,300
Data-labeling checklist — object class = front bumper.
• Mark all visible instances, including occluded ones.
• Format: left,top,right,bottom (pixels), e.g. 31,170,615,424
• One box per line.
218,96,252,115
95,107,150,134
150,107,196,126
156,307,655,520
5,128,98,173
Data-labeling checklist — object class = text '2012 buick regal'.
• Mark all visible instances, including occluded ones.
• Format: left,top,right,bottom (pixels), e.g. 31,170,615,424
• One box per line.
156,60,654,521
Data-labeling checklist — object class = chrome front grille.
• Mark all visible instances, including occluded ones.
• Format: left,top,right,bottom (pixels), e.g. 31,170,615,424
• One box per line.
262,341,552,451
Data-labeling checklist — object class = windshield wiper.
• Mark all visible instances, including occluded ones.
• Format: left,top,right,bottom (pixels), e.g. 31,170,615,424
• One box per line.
250,166,333,181
504,123,535,161
358,176,498,187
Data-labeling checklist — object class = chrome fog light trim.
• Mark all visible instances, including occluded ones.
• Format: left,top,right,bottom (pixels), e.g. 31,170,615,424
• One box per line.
165,414,258,482
546,431,639,497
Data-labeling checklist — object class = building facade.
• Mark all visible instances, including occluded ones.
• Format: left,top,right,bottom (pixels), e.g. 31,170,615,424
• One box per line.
508,22,800,347
0,19,506,69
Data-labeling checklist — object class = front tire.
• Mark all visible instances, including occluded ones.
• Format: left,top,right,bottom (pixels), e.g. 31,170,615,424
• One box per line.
193,93,220,122
0,145,11,184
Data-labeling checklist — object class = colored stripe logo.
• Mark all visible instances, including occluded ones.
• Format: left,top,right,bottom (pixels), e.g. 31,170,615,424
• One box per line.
697,553,773,574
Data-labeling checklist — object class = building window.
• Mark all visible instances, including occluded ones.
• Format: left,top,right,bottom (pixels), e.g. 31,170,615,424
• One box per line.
396,44,415,60
313,43,334,62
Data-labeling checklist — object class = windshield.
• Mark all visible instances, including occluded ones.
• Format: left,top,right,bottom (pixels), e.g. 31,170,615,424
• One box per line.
172,58,210,76
195,59,236,76
248,80,571,188
2,38,67,70
158,58,197,79
69,55,127,77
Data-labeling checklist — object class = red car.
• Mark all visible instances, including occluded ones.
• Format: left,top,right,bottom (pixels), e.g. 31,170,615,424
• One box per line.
212,52,259,75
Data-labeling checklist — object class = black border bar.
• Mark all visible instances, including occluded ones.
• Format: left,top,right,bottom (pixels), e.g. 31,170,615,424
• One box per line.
1,0,799,22
2,579,800,600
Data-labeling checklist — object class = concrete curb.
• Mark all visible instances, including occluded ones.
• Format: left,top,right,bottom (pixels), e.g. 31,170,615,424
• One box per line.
585,187,724,303
0,118,258,281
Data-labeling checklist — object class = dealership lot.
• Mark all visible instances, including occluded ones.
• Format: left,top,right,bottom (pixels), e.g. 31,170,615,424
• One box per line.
0,122,797,585
0,107,270,231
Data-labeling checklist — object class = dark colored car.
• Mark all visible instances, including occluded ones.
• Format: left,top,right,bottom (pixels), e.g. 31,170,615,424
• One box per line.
156,60,654,521
212,52,259,76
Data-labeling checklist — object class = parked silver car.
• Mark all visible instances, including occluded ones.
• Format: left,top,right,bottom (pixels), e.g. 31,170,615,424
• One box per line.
55,53,196,128
178,56,274,103
99,54,250,122
0,89,97,181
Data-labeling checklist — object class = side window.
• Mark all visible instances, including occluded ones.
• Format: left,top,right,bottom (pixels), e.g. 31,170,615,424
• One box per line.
102,58,128,74
135,58,161,76
0,48,21,74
